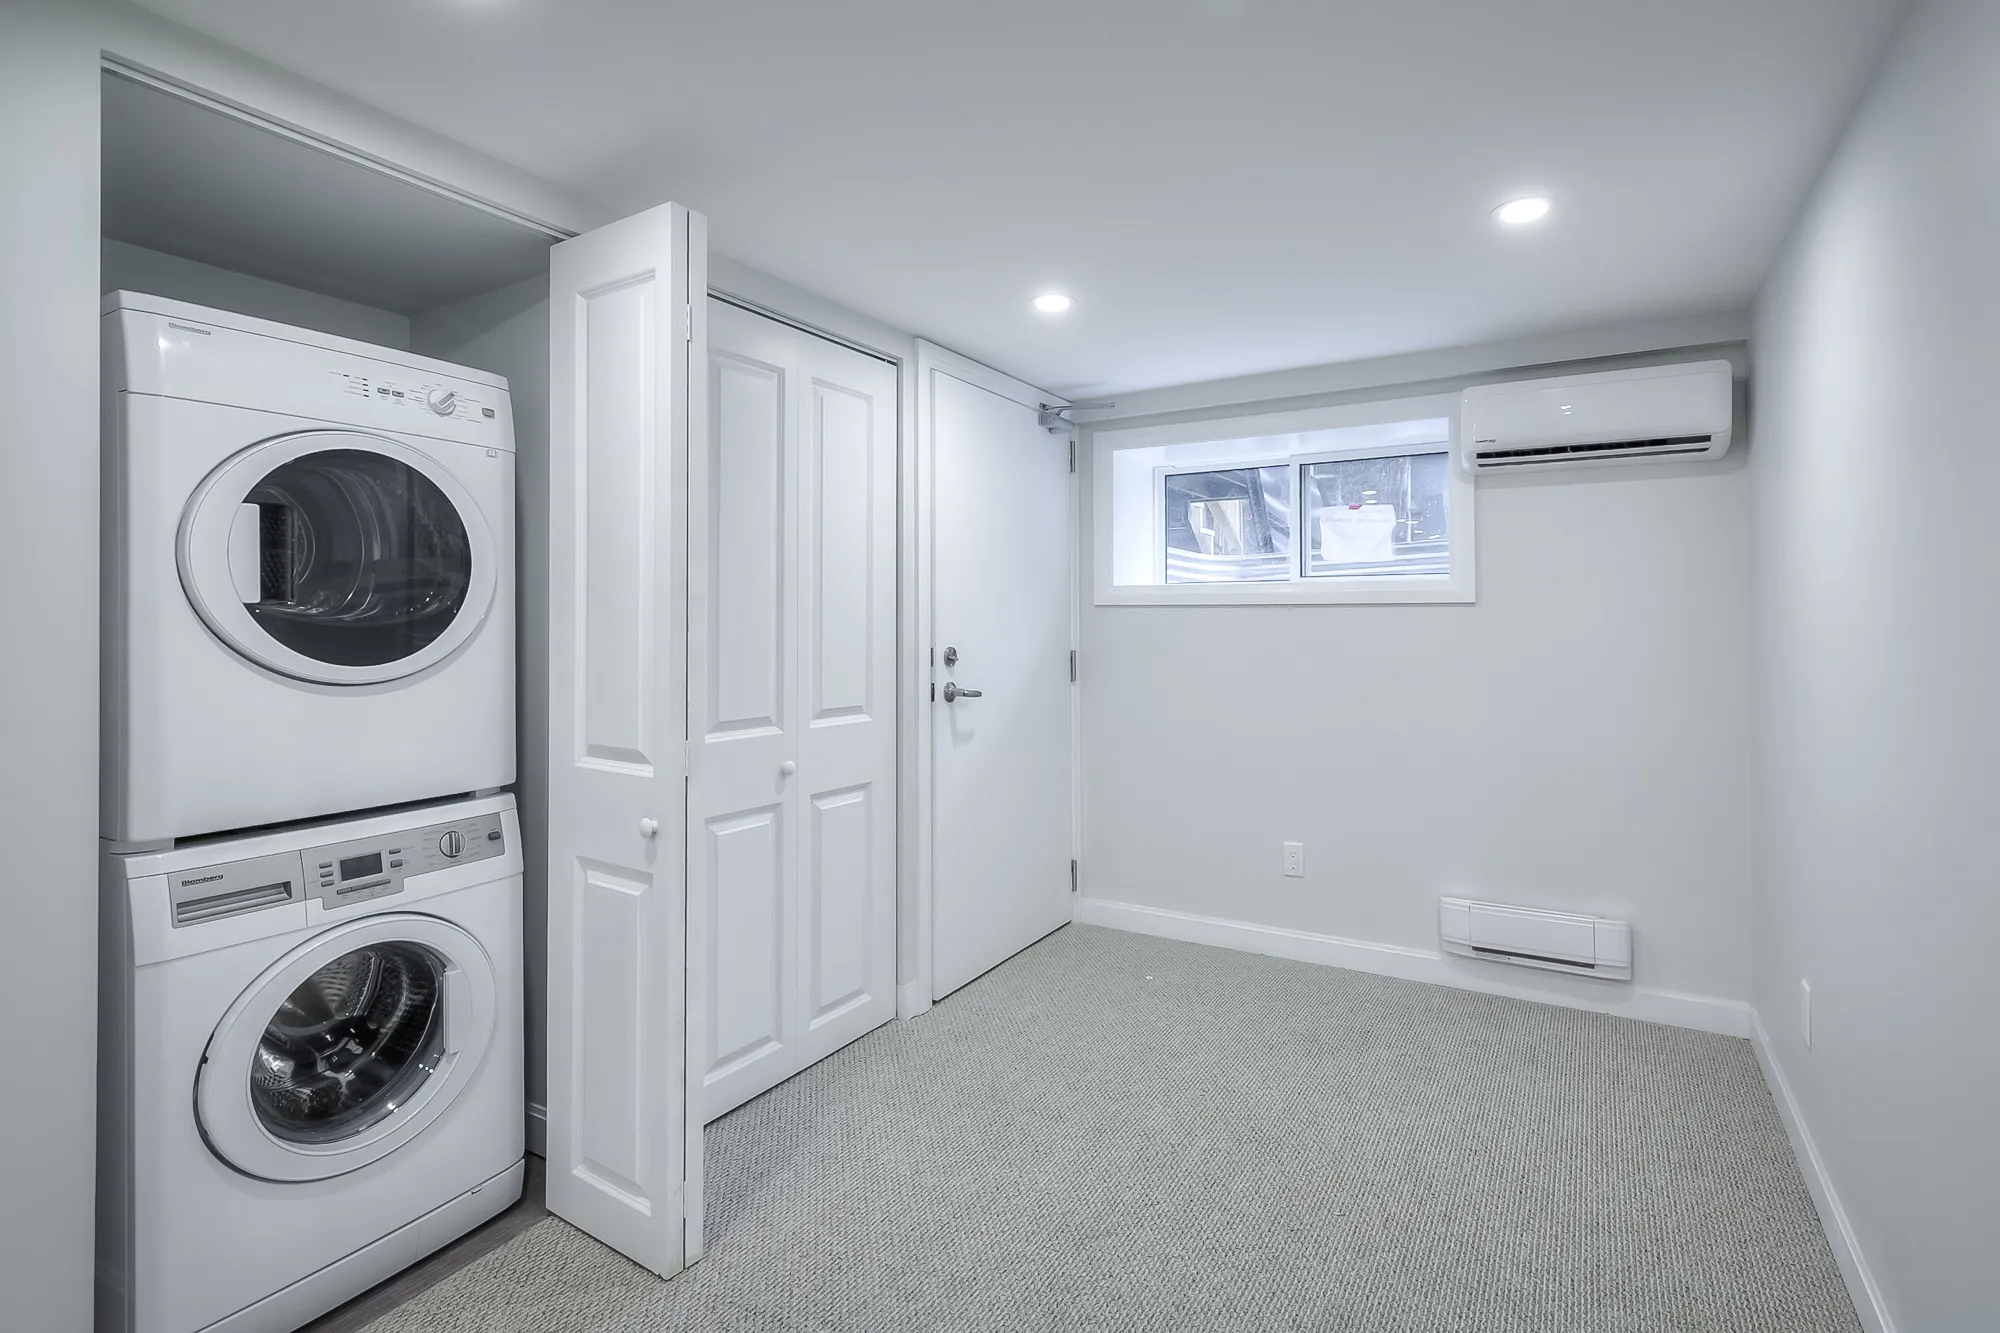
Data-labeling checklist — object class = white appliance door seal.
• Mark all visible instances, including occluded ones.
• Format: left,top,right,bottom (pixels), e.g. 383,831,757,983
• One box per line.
195,912,497,1182
177,430,499,686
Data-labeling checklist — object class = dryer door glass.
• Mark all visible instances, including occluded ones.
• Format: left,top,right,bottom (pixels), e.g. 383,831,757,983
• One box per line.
250,940,447,1145
243,448,473,668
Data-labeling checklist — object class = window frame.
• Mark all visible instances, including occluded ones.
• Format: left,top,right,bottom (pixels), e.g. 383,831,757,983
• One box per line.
1094,394,1475,606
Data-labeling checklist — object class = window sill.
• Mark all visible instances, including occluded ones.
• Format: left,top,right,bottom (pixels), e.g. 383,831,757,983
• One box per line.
1094,576,1476,607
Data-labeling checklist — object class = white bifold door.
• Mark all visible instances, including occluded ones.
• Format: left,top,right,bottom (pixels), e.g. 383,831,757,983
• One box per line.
544,203,703,1277
693,300,899,1121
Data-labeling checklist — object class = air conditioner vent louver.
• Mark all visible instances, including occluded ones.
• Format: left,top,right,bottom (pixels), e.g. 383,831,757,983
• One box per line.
1471,434,1715,467
1440,897,1632,981
173,880,295,926
1460,361,1733,474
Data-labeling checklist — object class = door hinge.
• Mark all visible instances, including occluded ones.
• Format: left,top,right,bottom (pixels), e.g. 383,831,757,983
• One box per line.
1069,649,1077,683
1068,440,1076,473
1070,859,1078,892
682,304,693,344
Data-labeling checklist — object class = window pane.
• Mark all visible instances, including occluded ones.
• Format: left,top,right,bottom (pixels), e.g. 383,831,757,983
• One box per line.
1305,452,1450,579
1164,465,1292,583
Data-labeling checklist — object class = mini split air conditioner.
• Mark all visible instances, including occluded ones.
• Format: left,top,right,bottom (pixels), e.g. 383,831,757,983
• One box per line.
1458,360,1734,473
1439,897,1632,981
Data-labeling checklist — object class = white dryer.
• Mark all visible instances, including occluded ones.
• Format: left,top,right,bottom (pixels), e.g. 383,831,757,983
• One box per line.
102,292,516,843
97,794,525,1333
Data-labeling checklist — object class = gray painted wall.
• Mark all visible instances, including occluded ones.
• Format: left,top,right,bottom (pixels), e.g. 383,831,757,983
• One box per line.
1079,356,1756,1008
102,238,412,348
411,277,553,1125
1750,0,1999,1327
0,4,102,1330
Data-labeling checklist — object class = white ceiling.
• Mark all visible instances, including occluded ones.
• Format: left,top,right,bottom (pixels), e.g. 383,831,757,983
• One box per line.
135,0,1905,397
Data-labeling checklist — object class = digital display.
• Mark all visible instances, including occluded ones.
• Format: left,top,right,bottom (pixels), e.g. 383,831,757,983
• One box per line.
339,852,383,880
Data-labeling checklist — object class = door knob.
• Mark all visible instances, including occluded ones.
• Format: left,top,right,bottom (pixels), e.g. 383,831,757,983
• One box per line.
942,682,984,703
638,817,659,839
779,760,797,777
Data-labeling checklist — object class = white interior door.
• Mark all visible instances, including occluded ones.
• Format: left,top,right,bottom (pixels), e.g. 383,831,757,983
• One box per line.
544,201,703,1277
922,343,1076,999
692,300,898,1121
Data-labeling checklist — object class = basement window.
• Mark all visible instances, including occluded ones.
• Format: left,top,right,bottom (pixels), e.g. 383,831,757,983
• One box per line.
1092,394,1474,605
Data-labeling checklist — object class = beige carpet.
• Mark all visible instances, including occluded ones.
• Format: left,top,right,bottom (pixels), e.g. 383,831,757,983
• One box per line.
366,924,1860,1332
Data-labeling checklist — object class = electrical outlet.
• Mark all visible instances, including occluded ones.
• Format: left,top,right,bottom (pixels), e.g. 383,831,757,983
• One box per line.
1801,979,1813,1050
1282,842,1305,878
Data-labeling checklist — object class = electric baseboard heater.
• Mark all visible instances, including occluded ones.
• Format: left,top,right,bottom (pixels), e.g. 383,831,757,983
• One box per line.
1439,897,1632,981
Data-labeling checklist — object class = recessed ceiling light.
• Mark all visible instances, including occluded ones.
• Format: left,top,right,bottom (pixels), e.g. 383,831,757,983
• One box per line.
1032,292,1074,315
1493,196,1553,227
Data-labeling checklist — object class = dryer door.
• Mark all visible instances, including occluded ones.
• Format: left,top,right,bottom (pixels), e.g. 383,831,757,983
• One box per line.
177,430,498,685
196,913,498,1182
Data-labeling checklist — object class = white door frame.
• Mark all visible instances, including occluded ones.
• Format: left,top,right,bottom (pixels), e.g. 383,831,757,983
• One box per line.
909,341,1077,1015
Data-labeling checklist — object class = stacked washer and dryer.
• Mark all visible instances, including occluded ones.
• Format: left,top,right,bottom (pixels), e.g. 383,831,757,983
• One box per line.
98,293,525,1333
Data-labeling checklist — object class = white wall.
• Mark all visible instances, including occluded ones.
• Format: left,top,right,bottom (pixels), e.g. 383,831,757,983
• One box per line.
1750,0,1999,1327
102,238,412,347
0,5,103,1329
410,277,552,1131
1079,353,1755,1017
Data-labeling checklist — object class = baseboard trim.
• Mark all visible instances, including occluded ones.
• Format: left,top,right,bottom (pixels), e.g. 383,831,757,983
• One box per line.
897,979,931,1020
525,1101,547,1159
1750,1014,1896,1333
1073,896,1752,1038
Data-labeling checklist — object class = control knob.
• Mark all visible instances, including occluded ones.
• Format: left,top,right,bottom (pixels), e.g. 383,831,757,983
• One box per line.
425,388,459,417
438,830,465,858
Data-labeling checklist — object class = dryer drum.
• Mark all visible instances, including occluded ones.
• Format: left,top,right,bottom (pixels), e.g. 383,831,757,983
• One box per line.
250,940,446,1145
242,448,474,669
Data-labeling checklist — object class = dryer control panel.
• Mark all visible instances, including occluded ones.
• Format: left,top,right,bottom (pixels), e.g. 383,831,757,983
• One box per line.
305,810,507,909
104,297,516,454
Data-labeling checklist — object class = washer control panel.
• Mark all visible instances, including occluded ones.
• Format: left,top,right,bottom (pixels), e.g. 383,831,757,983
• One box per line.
304,810,507,909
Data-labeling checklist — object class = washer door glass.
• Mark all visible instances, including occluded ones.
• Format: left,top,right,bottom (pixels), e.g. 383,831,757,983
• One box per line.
177,431,498,686
244,450,472,668
196,913,498,1182
252,940,447,1145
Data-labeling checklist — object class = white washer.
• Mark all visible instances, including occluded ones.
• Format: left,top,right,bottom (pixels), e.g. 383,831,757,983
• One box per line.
97,794,525,1333
102,292,516,844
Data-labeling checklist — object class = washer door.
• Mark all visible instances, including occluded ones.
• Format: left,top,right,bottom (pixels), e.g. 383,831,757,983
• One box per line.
196,913,497,1182
177,431,497,685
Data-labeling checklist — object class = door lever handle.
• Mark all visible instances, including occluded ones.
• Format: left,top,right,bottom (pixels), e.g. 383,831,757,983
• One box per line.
942,682,983,703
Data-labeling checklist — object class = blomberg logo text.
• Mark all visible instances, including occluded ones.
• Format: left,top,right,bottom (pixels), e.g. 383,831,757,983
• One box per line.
167,322,213,336
179,873,226,886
